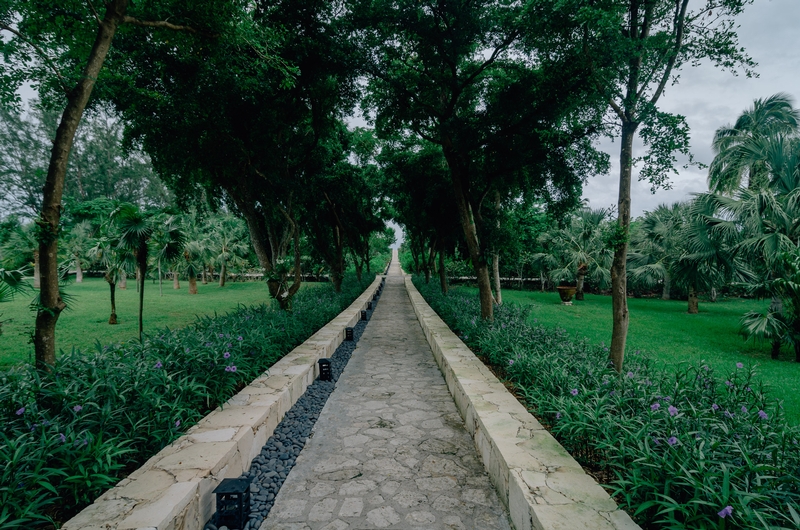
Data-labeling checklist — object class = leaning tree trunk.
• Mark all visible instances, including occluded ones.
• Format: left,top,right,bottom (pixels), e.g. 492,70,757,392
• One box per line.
492,252,502,305
173,270,180,290
687,284,699,314
446,154,493,321
75,257,83,283
219,261,227,287
609,121,637,373
33,0,129,369
107,277,118,324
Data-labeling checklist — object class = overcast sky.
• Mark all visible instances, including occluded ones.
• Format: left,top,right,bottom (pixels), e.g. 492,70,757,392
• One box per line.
584,0,800,218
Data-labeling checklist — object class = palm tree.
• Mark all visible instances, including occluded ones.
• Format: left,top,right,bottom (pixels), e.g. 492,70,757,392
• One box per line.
208,216,248,288
628,202,687,300
708,93,799,194
150,215,184,296
536,208,612,300
63,221,93,283
112,205,174,340
88,231,129,325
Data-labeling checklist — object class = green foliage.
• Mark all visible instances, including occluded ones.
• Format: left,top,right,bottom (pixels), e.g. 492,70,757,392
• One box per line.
415,278,800,529
0,273,373,527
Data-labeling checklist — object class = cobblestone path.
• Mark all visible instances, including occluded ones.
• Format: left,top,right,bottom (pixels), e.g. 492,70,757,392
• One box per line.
259,256,511,530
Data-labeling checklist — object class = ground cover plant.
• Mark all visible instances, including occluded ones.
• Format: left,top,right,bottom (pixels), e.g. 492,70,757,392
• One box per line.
461,287,800,425
0,273,375,528
415,278,800,529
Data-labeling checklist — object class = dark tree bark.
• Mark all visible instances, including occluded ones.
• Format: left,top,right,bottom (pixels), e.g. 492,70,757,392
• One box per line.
106,275,118,325
219,261,227,287
575,264,587,301
75,257,83,283
34,0,129,369
438,250,448,295
662,272,671,300
687,285,699,314
609,121,637,372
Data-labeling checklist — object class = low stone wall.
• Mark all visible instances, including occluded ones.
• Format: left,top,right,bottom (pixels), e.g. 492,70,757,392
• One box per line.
63,276,383,530
403,277,641,530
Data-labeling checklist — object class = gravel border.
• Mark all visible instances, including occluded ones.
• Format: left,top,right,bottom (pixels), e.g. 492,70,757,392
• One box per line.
204,283,383,530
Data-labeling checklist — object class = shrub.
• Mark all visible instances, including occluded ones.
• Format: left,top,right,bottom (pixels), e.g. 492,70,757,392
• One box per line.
415,278,800,530
0,274,374,528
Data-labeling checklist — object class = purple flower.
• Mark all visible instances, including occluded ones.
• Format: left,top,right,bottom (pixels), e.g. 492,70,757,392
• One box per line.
758,410,768,420
609,391,616,396
223,352,231,359
703,365,709,371
626,371,634,378
741,406,747,414
59,433,66,443
508,359,514,366
154,361,163,369
651,403,660,411
501,324,506,329
667,436,678,446
73,405,83,412
652,437,660,445
225,365,237,372
185,347,190,353
555,412,562,419
205,342,213,347
218,333,224,337
736,362,744,369
175,420,181,428
718,505,733,518
15,407,25,416
712,403,719,411
237,336,243,341
725,380,733,387
227,343,232,348
570,388,579,396
668,405,678,417
724,410,734,419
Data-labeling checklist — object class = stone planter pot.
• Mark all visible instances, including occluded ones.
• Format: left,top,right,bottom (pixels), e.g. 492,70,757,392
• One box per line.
556,286,576,305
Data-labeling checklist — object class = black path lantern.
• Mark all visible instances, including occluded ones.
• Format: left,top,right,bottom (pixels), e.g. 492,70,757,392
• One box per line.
318,358,332,381
345,327,354,341
213,478,250,529
372,293,378,301
360,310,368,321
367,301,373,310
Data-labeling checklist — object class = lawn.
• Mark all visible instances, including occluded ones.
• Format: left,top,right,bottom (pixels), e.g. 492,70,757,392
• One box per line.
457,286,800,423
0,277,304,368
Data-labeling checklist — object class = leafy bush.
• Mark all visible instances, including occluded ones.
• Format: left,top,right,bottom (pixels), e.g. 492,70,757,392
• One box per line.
415,278,800,530
0,274,374,528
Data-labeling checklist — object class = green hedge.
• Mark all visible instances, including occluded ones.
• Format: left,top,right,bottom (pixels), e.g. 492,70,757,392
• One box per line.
414,278,800,530
0,274,374,528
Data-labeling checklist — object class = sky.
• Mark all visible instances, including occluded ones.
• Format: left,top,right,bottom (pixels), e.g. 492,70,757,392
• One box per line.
583,0,800,218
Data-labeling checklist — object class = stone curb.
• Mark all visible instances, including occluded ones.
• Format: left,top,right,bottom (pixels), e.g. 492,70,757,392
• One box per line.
403,277,641,530
62,276,383,530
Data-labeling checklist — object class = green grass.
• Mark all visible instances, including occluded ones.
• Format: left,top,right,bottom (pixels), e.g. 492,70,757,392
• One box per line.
0,277,311,368
458,286,800,423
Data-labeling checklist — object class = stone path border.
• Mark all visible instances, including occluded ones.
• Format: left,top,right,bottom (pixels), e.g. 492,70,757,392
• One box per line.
62,276,383,530
403,276,642,530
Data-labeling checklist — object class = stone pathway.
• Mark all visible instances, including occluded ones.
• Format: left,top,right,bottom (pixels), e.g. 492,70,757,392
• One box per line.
259,255,511,530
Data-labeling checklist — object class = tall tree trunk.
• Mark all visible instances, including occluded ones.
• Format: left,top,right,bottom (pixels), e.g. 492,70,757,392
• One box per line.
33,0,128,369
33,250,40,289
687,284,699,314
201,266,208,285
75,257,83,283
188,274,198,294
107,277,117,325
159,264,163,296
771,338,781,360
137,255,146,341
492,252,502,305
662,272,671,300
710,286,717,302
576,266,586,301
136,267,140,293
119,270,127,289
219,261,227,287
446,154,493,321
609,121,637,372
438,250,448,295
173,270,180,289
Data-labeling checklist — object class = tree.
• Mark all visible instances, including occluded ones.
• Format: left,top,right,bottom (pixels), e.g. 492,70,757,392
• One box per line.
709,93,799,194
603,0,755,372
358,0,611,320
536,208,613,300
207,215,248,288
628,202,687,300
87,223,130,324
62,220,93,283
2,0,223,368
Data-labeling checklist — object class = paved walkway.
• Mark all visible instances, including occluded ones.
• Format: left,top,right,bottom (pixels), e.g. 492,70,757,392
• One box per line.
260,255,511,530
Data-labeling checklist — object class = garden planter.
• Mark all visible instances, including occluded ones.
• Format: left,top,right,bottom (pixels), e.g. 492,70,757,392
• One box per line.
556,286,576,305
